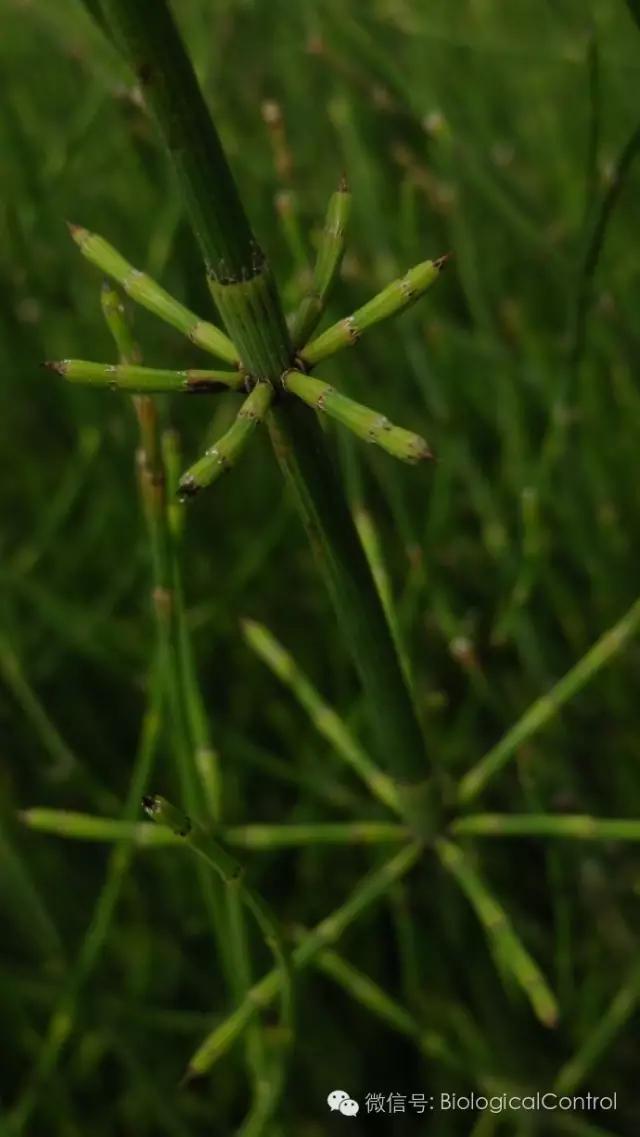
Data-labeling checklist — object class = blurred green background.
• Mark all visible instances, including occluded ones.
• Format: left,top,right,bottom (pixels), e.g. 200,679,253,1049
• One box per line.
2,0,640,1134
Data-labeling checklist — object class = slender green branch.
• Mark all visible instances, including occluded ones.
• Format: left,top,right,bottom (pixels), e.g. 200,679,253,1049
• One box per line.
185,840,422,1077
21,810,176,845
20,810,407,848
163,427,222,821
300,254,448,367
225,874,269,1126
351,501,412,686
554,959,640,1094
436,840,558,1028
45,359,244,393
267,400,439,835
290,176,351,349
142,795,294,1082
223,821,407,848
178,382,273,499
241,618,399,811
68,224,237,363
570,120,640,367
283,370,433,463
309,945,460,1069
459,594,640,804
452,814,640,842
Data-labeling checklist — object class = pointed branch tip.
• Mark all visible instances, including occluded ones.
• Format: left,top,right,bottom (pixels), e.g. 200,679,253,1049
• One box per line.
66,221,88,244
433,252,452,271
338,171,349,193
178,1065,199,1090
42,360,66,375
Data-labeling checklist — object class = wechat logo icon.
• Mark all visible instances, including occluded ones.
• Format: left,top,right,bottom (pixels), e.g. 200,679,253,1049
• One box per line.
327,1090,360,1117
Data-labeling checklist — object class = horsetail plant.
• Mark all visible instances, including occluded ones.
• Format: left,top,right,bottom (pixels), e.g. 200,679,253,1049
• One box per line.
49,0,450,840
289,174,351,349
31,0,640,1088
141,793,294,1081
16,3,640,1128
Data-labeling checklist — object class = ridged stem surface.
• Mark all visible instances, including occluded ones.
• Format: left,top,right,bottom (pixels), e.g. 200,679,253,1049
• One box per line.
268,400,438,834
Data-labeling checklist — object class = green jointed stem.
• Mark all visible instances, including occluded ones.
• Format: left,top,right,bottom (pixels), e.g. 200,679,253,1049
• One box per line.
21,810,407,848
241,618,399,811
142,794,293,1070
223,821,406,848
267,400,438,836
98,1,252,281
69,223,238,363
301,255,448,367
98,0,291,380
352,502,412,688
225,876,269,1118
452,814,640,842
185,840,422,1077
179,382,273,499
207,268,291,381
310,946,458,1069
436,840,558,1028
21,810,177,845
290,177,351,349
157,427,223,819
175,614,222,820
47,359,244,394
283,370,433,463
554,958,640,1094
458,594,640,804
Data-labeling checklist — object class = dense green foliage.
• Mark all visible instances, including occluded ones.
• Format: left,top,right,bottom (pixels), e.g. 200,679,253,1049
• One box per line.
2,1,640,1134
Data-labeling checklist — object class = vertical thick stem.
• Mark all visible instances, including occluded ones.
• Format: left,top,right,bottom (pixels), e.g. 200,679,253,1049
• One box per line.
268,401,439,836
98,0,440,836
99,0,291,379
99,0,251,280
